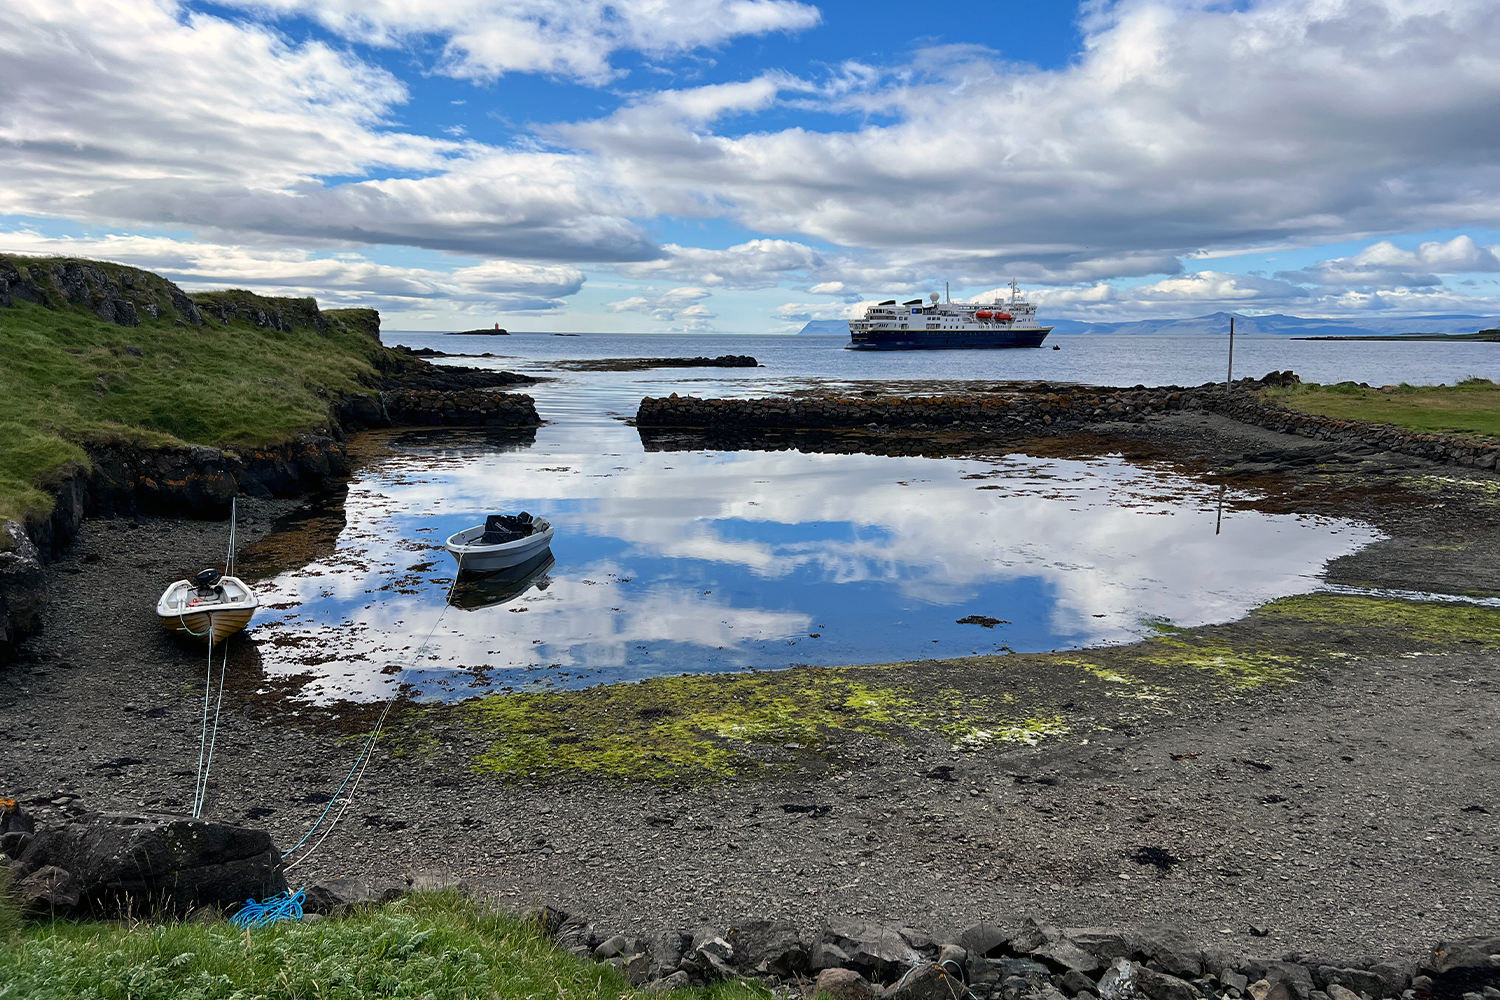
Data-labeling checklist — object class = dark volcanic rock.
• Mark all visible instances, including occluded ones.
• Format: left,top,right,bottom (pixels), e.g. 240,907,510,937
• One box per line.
0,521,45,651
302,875,407,915
958,922,1011,958
82,442,242,517
0,258,49,308
825,917,925,975
815,967,881,1000
1,801,36,836
886,962,967,1000
196,292,327,335
384,360,534,392
726,918,809,976
11,813,286,918
1429,937,1500,974
16,864,80,916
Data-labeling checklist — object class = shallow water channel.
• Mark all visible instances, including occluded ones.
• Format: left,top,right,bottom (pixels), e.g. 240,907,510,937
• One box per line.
237,368,1381,704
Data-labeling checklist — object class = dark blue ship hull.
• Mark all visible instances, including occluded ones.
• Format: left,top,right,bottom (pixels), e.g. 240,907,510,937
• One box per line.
846,327,1051,350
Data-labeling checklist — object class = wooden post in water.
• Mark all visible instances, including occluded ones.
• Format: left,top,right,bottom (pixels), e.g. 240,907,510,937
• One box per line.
1227,315,1236,383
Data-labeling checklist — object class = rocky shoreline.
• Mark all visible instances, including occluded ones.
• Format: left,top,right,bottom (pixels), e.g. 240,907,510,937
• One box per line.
634,374,1500,472
5,805,1497,1000
517,905,1498,1000
2,366,1499,971
553,354,761,371
0,352,538,659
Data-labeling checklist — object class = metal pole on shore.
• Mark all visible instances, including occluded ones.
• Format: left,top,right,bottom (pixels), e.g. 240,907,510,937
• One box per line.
1227,315,1236,383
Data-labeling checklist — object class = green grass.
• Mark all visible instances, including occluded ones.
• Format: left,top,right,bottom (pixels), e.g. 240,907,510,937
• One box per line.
0,256,401,523
0,891,770,1000
1262,378,1500,440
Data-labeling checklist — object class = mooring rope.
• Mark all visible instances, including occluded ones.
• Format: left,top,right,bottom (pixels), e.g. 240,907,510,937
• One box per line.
229,888,306,929
191,618,217,818
280,550,466,872
226,497,237,578
189,497,241,818
195,630,232,817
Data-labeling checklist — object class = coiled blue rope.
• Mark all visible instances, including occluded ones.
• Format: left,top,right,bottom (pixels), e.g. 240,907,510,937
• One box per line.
229,888,305,929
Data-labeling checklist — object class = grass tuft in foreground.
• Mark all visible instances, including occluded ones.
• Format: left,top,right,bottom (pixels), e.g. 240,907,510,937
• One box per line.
0,891,770,1000
1262,377,1500,439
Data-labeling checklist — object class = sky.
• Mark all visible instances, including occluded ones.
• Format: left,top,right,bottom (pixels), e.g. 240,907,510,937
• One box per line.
4,0,1500,332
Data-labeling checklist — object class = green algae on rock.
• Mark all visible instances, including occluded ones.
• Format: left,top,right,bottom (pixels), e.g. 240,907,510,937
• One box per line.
457,669,1076,783
1258,592,1500,648
433,592,1500,785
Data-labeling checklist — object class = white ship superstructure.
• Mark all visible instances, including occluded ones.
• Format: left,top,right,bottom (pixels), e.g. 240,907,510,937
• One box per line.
847,280,1052,350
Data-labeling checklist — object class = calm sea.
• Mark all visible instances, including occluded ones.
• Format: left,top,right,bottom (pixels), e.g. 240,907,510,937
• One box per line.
386,330,1500,389
234,330,1447,704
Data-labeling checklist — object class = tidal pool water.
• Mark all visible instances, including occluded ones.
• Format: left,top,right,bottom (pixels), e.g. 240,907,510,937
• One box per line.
241,368,1380,704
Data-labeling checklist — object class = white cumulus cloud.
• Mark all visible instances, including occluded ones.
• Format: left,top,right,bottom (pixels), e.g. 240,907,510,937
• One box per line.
605,285,716,328
226,0,820,84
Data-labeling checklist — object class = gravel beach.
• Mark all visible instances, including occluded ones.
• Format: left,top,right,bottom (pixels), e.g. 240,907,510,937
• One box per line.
2,406,1497,963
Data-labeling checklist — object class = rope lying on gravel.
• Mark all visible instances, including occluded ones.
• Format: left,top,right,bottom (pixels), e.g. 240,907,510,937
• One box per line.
281,550,467,873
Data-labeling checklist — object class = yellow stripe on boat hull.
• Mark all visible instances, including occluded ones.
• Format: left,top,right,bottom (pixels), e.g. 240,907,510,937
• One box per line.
159,608,255,643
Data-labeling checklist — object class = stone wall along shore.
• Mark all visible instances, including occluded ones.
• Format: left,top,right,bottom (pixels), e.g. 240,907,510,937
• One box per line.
634,373,1500,472
379,387,540,428
526,900,1498,1000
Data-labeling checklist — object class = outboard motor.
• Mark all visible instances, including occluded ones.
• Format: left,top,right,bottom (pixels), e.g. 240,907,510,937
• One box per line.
193,568,222,599
479,512,535,544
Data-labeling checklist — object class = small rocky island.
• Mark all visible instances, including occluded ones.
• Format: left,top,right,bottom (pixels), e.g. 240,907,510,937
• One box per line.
553,354,759,371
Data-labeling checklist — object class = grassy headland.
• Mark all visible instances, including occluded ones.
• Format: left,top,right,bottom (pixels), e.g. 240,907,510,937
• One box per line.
0,256,400,524
1262,377,1500,439
0,889,765,1000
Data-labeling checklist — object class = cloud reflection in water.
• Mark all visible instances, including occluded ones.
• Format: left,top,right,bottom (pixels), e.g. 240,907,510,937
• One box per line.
247,428,1379,704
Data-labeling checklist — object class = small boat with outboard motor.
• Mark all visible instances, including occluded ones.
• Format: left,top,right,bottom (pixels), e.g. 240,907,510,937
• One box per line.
445,512,555,573
156,568,259,642
155,498,258,643
847,279,1052,350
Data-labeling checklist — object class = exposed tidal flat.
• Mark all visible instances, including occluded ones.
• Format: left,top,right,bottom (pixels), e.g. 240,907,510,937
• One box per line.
3,290,1500,990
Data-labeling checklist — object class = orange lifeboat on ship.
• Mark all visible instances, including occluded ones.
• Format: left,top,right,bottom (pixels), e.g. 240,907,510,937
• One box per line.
997,312,1013,322
975,310,992,319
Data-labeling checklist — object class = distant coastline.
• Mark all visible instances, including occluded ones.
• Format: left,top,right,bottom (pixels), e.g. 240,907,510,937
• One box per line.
797,312,1500,339
1291,330,1500,342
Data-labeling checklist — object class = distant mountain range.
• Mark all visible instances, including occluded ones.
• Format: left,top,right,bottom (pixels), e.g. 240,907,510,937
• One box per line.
797,312,1500,337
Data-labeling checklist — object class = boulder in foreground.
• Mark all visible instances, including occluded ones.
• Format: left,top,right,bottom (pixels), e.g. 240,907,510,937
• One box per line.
8,812,286,918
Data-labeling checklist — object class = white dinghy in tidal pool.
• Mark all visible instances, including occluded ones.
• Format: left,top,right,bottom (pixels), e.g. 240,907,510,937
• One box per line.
445,512,554,573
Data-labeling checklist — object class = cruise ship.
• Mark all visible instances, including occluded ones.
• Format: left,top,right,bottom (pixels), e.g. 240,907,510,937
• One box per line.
847,280,1051,350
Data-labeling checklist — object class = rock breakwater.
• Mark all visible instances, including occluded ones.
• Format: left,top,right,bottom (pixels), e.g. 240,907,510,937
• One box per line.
635,374,1500,472
634,383,1196,441
1202,392,1500,471
518,902,1495,1000
557,354,760,372
380,387,540,427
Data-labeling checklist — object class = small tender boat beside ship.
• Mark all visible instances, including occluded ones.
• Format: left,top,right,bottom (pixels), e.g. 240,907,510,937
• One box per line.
445,512,555,573
156,568,259,643
848,279,1052,351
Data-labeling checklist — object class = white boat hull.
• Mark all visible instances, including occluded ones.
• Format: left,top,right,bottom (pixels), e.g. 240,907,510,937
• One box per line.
156,576,259,643
445,518,555,573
